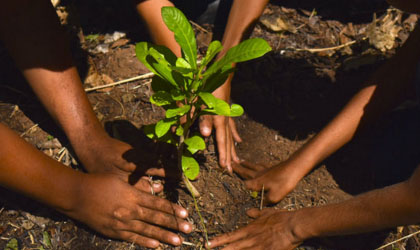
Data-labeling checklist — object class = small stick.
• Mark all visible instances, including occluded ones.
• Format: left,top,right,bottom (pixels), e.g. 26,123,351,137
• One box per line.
20,124,39,137
84,72,154,92
260,185,265,210
375,230,420,250
190,20,209,33
182,241,196,246
291,37,367,53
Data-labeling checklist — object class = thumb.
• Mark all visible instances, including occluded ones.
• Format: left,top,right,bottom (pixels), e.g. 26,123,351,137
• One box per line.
245,176,265,191
246,207,278,218
199,115,213,137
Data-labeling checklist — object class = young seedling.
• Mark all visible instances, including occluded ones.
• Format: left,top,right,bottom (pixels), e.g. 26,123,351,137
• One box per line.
135,6,271,246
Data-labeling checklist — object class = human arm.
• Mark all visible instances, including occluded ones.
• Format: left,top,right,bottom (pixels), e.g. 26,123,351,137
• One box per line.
233,25,420,203
209,164,420,249
0,0,170,178
0,122,192,248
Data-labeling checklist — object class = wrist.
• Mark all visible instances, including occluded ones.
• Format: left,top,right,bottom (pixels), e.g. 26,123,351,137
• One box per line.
289,208,319,242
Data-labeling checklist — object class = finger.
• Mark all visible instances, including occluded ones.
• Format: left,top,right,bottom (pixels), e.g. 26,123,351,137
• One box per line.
143,167,166,177
231,162,258,179
119,231,160,249
224,123,233,173
125,220,183,246
136,206,192,233
244,176,265,191
228,117,242,143
246,208,278,218
208,228,251,249
133,177,163,194
240,161,267,172
220,237,259,250
199,115,213,137
230,135,240,163
138,192,189,219
214,118,228,170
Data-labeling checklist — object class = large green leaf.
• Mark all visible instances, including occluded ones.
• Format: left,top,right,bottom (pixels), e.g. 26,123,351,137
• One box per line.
161,7,197,69
155,119,176,138
184,135,206,154
135,42,177,71
151,75,174,92
213,98,231,116
150,91,173,106
170,89,185,101
147,47,178,86
182,153,199,180
201,40,222,67
166,105,191,118
202,65,235,93
202,99,244,117
204,38,271,77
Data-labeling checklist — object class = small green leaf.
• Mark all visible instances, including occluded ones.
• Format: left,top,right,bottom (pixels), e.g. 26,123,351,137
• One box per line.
155,119,176,138
46,135,54,141
4,238,18,250
182,153,199,180
150,91,173,106
170,89,185,101
230,104,244,117
201,40,223,67
43,231,52,248
143,124,156,139
250,191,259,198
85,33,99,42
166,105,191,118
161,7,197,69
176,125,184,136
176,57,191,69
184,135,206,154
198,92,217,108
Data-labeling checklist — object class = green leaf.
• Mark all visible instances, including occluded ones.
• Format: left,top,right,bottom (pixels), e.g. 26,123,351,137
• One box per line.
151,75,174,92
204,38,271,77
184,135,206,154
166,105,191,118
143,124,156,139
161,7,197,69
214,98,231,116
182,153,199,180
43,231,52,248
4,238,18,250
230,104,244,117
170,89,185,101
150,91,173,106
202,65,235,93
176,125,184,136
147,47,178,86
201,40,222,67
155,119,176,138
198,92,217,108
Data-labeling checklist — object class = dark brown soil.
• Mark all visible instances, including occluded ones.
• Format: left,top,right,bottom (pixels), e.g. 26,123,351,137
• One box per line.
1,1,420,250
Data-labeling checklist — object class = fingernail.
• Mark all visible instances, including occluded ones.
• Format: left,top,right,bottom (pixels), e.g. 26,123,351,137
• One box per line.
173,236,181,245
207,241,212,247
153,183,161,188
179,209,187,217
183,223,191,232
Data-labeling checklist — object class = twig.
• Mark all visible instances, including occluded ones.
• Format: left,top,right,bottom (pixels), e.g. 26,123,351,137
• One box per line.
182,241,196,246
375,230,420,250
20,124,39,137
190,20,209,33
291,37,367,53
84,72,154,92
260,185,265,210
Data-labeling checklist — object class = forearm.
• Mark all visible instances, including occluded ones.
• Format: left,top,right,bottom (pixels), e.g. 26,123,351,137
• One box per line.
285,25,420,177
293,166,420,240
136,0,181,56
0,123,82,212
0,0,108,146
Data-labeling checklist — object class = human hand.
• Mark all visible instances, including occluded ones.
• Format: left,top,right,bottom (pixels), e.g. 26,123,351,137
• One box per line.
66,173,192,248
200,114,242,173
208,208,302,249
233,161,302,204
